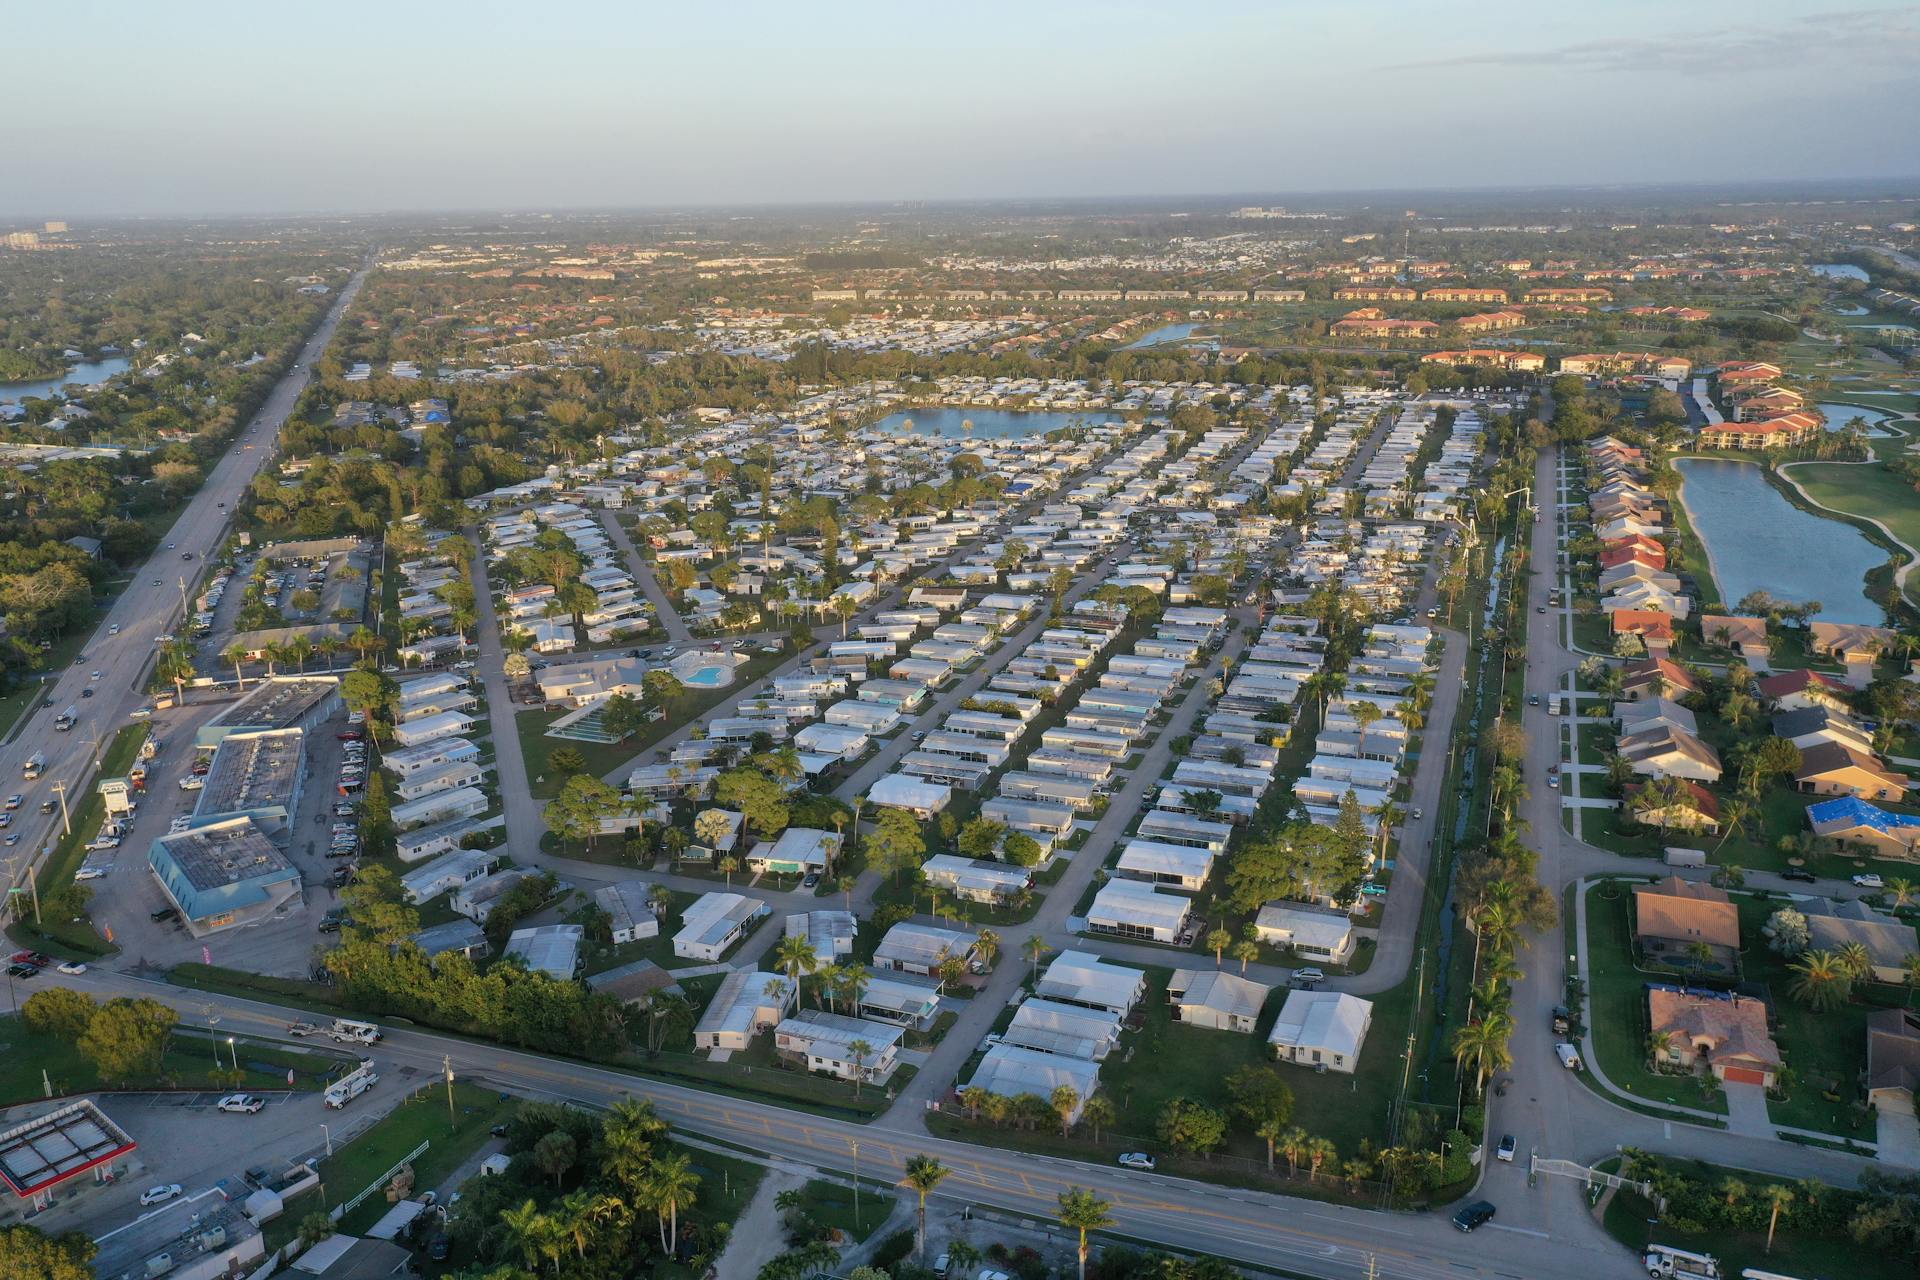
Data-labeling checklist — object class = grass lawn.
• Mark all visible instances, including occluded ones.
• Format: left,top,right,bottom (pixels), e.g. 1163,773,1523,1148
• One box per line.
1729,896,1877,1139
325,1081,518,1234
517,708,644,800
789,1176,885,1248
1600,1161,1908,1280
0,1015,349,1104
1782,459,1920,607
1581,881,1730,1116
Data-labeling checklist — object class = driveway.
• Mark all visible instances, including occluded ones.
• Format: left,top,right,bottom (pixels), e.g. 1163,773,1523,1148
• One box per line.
1722,1081,1773,1138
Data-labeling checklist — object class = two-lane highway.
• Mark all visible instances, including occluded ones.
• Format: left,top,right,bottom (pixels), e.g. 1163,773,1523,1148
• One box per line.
0,261,371,901
40,966,1645,1280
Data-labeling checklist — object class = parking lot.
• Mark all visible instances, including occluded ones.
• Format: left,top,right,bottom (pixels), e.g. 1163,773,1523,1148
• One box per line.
76,694,369,977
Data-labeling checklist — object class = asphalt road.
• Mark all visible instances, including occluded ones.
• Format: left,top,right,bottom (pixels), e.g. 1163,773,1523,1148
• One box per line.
36,964,1643,1280
0,262,371,905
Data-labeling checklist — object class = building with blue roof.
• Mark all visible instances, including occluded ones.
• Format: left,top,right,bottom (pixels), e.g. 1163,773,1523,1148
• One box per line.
148,817,303,937
1807,795,1920,859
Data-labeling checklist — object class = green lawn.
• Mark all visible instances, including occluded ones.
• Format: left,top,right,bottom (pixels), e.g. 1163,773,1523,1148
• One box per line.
1581,881,1730,1116
1730,896,1877,1139
325,1081,518,1234
1782,459,1920,607
788,1177,885,1248
0,1015,349,1104
517,708,643,800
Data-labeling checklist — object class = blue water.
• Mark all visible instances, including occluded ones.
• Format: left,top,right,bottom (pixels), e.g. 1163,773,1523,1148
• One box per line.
1674,458,1884,624
1816,402,1893,435
873,408,1104,440
1124,323,1201,349
1812,264,1870,281
682,666,728,688
0,356,132,403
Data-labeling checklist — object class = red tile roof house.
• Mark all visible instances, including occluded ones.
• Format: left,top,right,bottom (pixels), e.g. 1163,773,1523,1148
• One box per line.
1755,667,1852,713
1602,534,1667,564
1618,657,1701,701
1633,876,1740,969
1647,988,1781,1087
1611,609,1676,655
1625,780,1723,835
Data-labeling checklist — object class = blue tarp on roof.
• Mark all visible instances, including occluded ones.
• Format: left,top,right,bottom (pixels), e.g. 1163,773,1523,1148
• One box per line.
1807,795,1920,834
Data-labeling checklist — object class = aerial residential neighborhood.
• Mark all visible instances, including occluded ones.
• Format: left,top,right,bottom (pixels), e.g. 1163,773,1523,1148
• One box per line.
0,6,1918,1280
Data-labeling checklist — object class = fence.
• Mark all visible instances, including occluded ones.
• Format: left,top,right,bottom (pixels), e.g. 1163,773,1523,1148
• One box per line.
332,1138,429,1222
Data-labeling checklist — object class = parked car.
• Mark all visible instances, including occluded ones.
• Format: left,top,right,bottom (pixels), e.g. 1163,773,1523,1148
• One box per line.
1779,868,1817,884
6,962,37,979
1496,1135,1516,1163
1451,1201,1496,1232
286,1022,320,1037
1853,873,1884,889
141,1184,184,1206
150,906,179,923
1116,1152,1157,1172
1291,967,1325,987
4,795,21,811
217,1095,265,1114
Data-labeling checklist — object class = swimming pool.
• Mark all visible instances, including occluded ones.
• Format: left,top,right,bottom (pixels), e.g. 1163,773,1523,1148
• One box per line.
681,666,728,688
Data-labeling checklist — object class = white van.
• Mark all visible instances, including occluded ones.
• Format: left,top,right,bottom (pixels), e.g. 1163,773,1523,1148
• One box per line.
1554,1042,1582,1071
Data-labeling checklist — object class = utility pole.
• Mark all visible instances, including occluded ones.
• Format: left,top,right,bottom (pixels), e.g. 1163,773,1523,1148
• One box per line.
51,781,71,838
177,576,191,622
23,864,38,925
850,1139,860,1229
443,1055,455,1130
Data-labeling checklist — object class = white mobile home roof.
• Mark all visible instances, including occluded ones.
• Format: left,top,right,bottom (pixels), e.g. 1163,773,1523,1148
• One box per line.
1087,877,1192,934
1036,950,1145,1014
1115,839,1216,885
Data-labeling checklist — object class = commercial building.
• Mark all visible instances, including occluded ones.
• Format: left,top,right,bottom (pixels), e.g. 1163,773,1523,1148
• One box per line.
196,676,340,748
0,1099,137,1210
193,727,304,833
148,817,302,937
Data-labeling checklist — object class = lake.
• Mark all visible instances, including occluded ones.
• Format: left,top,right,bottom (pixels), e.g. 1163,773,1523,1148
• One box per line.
1674,457,1884,624
873,407,1105,440
1124,323,1201,349
1812,263,1870,281
1817,402,1894,435
0,356,132,403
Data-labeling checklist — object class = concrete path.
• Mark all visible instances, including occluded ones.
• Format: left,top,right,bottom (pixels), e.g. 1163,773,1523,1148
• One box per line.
711,1167,806,1280
1723,1081,1773,1138
599,510,693,644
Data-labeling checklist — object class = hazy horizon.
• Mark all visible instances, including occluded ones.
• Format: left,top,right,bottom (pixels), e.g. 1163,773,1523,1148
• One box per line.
11,0,1920,219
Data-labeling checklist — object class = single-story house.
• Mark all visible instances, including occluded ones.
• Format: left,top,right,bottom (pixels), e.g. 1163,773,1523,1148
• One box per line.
873,922,979,976
1168,968,1270,1034
1646,986,1780,1087
693,969,795,1052
1085,877,1192,944
773,1010,902,1083
1267,990,1372,1073
674,892,769,962
1794,742,1907,802
1253,902,1356,966
1807,795,1920,859
1632,876,1740,971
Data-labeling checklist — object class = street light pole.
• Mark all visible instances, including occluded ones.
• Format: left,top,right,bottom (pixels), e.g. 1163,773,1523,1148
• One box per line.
850,1139,860,1229
227,1036,239,1072
321,1123,332,1157
52,781,71,838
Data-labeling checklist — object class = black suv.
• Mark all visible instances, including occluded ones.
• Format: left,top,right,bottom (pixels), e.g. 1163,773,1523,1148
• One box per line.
1452,1201,1496,1232
1779,868,1818,884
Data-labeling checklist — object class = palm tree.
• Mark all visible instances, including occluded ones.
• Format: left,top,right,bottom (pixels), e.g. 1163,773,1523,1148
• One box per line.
975,927,1000,971
317,635,343,671
837,961,871,1016
1887,878,1918,911
1788,949,1851,1012
1350,700,1383,757
501,1199,557,1274
692,808,734,857
1835,940,1873,984
1232,940,1260,974
1902,953,1920,1008
775,934,819,988
1646,1029,1675,1070
1051,1084,1080,1137
717,855,739,888
901,1156,950,1261
1762,1183,1793,1253
1080,1093,1115,1144
946,1239,982,1279
1024,934,1051,980
1305,1137,1337,1182
644,1153,700,1256
1056,1187,1113,1280
1206,926,1232,967
1451,1011,1516,1097
1255,1116,1286,1172
848,1040,873,1097
222,642,249,688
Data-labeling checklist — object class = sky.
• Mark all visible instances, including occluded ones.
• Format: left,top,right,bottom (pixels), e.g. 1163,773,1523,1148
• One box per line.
8,0,1919,217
